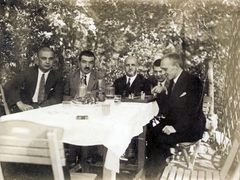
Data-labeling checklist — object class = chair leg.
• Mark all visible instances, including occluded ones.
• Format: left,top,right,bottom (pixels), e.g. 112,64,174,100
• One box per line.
190,140,200,169
0,163,4,180
181,148,191,169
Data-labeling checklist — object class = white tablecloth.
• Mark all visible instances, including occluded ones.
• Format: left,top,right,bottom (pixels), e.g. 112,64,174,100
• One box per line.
0,100,158,173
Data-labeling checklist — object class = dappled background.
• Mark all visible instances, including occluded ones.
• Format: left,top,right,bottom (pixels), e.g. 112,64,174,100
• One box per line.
0,0,239,155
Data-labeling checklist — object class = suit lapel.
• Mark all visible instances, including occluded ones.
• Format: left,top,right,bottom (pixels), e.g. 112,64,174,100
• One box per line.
73,70,80,94
88,70,97,91
173,71,186,92
29,67,39,98
45,70,55,93
130,74,139,88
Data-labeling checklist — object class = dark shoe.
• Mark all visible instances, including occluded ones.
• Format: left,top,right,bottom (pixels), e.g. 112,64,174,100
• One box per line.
86,153,102,164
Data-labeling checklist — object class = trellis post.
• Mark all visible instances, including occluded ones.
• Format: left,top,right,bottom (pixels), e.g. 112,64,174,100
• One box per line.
205,58,214,115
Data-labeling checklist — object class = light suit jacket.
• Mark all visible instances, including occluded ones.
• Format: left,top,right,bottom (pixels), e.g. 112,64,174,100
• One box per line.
63,69,106,101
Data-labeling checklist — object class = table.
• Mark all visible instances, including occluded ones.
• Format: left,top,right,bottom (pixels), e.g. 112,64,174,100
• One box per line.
0,100,158,180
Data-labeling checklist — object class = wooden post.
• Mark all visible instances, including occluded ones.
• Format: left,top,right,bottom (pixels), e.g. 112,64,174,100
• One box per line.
205,58,214,115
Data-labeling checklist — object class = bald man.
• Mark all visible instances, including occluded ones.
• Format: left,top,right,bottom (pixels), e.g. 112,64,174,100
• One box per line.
114,56,151,97
4,46,63,113
113,56,151,162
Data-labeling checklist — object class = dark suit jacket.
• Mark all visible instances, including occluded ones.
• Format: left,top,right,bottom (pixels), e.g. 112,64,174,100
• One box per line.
147,75,169,116
164,71,206,141
4,66,63,109
63,69,105,100
114,74,151,97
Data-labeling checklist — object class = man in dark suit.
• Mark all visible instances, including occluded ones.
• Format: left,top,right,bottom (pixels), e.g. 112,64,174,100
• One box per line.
145,53,206,178
4,46,63,113
63,50,105,101
114,56,151,97
114,56,151,162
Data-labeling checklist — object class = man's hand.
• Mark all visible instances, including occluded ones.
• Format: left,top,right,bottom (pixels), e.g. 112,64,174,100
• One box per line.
16,101,34,111
151,85,166,95
162,125,176,135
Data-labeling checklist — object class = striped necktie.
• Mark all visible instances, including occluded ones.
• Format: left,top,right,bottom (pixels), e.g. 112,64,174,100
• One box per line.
38,74,45,104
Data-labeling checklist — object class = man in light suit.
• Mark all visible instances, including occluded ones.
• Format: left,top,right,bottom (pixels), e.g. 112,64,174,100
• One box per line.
4,46,63,113
114,56,151,97
63,50,105,101
145,53,206,178
63,50,105,166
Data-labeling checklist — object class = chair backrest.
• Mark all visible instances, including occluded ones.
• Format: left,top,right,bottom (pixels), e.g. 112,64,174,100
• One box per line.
0,85,10,115
220,124,240,180
0,120,65,180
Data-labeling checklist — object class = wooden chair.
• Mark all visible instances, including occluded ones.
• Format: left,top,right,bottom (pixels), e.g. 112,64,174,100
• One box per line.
0,120,97,180
160,124,240,180
175,95,212,170
0,84,10,115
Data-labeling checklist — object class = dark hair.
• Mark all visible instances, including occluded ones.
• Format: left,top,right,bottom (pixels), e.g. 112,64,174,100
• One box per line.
153,59,162,67
162,52,183,68
79,50,95,62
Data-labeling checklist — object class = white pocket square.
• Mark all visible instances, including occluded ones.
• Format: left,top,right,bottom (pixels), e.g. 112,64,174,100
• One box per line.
50,88,54,91
180,92,187,97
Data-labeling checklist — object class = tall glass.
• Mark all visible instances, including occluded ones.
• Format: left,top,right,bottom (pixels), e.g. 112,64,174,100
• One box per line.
114,95,121,105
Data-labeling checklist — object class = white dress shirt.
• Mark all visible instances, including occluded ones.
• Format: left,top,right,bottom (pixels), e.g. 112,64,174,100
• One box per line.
32,69,50,103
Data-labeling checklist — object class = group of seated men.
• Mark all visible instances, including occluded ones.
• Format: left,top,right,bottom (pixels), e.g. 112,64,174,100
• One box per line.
2,46,206,179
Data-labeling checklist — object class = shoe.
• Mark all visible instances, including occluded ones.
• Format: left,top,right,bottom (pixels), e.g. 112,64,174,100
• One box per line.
86,153,102,164
120,153,128,161
70,163,82,172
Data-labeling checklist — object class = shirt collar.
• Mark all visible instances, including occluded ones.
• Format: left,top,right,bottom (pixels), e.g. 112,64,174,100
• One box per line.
81,72,91,85
126,74,137,85
158,79,167,86
173,70,183,84
38,68,50,78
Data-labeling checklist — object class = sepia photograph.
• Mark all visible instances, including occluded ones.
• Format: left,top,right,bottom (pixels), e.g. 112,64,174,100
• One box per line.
0,0,239,179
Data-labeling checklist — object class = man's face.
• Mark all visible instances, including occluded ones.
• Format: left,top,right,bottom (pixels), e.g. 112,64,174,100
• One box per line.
79,55,95,74
153,66,167,82
160,58,177,80
37,50,54,73
124,57,138,77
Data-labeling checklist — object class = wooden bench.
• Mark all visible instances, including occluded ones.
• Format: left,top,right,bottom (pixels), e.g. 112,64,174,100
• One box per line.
160,124,240,180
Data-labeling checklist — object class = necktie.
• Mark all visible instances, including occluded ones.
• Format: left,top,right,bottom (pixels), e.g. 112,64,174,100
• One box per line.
126,78,131,88
83,75,87,85
172,81,176,91
38,74,45,104
169,80,176,93
157,81,162,86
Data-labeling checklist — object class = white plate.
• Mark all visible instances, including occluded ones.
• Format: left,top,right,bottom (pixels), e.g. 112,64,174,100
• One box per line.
72,100,99,107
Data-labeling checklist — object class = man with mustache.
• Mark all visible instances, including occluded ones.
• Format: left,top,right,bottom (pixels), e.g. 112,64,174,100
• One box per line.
63,50,105,101
63,50,106,167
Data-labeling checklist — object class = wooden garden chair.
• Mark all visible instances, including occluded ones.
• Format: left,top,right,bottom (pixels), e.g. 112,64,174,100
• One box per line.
160,124,240,180
0,84,10,115
175,95,212,170
0,120,97,180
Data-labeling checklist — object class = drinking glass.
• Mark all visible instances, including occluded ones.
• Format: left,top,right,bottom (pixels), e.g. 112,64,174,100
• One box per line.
114,95,121,105
62,101,71,113
102,101,110,116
